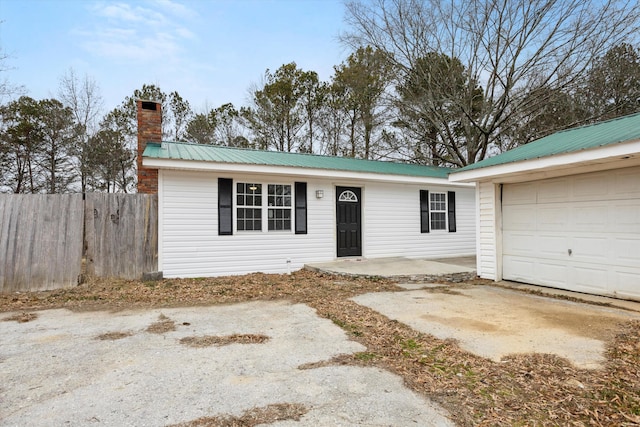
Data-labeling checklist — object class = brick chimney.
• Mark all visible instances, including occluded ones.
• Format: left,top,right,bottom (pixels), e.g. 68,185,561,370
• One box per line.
137,100,161,194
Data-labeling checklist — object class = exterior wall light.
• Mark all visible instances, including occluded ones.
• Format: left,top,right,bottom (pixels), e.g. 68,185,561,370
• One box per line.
315,190,324,199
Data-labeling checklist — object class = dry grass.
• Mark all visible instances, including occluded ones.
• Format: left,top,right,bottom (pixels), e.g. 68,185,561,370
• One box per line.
180,334,269,348
146,313,176,334
0,270,638,426
95,331,133,340
168,403,308,427
2,312,38,323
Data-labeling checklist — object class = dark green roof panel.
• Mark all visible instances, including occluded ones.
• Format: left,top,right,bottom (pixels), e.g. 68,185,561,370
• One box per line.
143,141,452,179
457,112,640,172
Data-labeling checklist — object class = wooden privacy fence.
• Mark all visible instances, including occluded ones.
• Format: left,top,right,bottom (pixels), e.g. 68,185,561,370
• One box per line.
0,193,158,293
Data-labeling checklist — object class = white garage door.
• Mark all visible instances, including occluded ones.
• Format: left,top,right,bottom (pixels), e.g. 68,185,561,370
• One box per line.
502,166,640,299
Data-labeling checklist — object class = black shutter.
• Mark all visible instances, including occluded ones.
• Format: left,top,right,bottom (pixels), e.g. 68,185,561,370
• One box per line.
420,190,429,233
218,178,233,235
295,182,307,234
447,191,456,233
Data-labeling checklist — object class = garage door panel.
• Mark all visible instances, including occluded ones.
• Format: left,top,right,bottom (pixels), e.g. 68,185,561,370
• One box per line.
614,236,640,266
503,256,535,282
537,180,569,203
502,166,640,300
571,265,608,293
573,174,609,200
569,236,608,263
537,206,569,230
502,231,538,256
537,234,569,257
612,201,640,233
503,183,537,205
612,269,640,298
571,204,608,232
613,168,640,198
502,205,535,229
536,261,568,288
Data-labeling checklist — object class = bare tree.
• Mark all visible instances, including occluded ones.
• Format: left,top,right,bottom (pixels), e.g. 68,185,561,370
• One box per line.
58,69,104,192
0,40,25,104
343,0,640,166
582,43,640,120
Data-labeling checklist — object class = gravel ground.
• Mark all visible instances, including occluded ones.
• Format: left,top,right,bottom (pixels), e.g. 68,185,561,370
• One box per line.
0,301,453,427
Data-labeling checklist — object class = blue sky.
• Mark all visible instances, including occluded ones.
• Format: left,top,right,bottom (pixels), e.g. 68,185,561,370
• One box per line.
0,0,349,113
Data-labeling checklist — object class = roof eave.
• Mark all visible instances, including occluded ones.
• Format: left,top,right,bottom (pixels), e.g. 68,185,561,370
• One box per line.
449,139,640,183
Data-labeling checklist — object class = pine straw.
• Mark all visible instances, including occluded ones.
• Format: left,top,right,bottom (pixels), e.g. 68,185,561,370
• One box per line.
146,313,177,334
95,331,133,340
2,312,38,323
180,334,269,348
1,270,638,426
167,403,308,427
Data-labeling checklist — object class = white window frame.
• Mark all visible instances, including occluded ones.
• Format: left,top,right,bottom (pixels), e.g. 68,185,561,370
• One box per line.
429,192,447,231
267,183,292,231
236,182,263,232
235,181,293,233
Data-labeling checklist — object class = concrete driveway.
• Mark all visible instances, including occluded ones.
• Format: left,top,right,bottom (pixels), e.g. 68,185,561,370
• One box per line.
0,301,453,427
353,283,640,369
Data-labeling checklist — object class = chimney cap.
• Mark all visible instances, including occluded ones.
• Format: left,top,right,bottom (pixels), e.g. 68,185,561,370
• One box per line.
138,99,161,111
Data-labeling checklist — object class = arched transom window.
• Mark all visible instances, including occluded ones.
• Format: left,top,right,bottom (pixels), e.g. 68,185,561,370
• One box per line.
338,190,358,202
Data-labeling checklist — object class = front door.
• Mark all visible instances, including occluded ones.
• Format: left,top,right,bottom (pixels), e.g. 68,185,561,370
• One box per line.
336,186,362,257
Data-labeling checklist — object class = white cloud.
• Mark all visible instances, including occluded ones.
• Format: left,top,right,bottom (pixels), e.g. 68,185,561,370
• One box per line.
92,2,167,25
78,1,197,63
152,0,197,20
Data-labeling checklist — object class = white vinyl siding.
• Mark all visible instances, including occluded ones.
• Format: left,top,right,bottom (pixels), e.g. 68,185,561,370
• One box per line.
363,183,475,259
475,181,499,280
159,171,476,277
502,166,640,300
160,170,334,277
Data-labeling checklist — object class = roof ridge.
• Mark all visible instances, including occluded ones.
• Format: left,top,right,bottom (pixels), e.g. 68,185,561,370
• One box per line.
552,111,640,136
151,141,453,171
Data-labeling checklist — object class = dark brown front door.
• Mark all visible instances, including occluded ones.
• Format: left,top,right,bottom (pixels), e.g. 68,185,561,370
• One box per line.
336,186,362,257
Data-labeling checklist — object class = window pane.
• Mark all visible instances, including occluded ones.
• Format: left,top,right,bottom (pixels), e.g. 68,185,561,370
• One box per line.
267,208,291,231
431,212,446,230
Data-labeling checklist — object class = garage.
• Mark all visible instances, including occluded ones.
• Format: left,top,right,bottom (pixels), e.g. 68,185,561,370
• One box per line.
502,167,640,299
448,112,640,301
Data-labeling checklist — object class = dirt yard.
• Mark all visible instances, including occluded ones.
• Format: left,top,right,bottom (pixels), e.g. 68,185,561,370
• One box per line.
1,270,640,426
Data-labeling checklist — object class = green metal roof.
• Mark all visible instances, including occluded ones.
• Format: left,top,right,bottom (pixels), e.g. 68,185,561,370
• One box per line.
456,112,640,172
143,141,452,179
